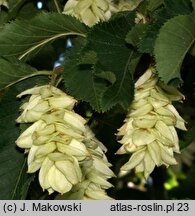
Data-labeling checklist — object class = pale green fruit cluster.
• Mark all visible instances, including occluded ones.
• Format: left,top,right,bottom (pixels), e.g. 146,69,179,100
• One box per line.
116,68,187,179
60,129,114,199
60,180,113,200
16,85,114,198
63,0,141,27
0,0,8,8
63,0,116,27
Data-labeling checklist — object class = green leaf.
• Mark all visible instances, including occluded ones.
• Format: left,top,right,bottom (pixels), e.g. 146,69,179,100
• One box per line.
126,23,149,47
0,12,88,60
63,39,107,112
0,10,8,26
0,76,47,199
189,43,195,57
0,0,28,24
0,57,51,91
139,0,193,54
0,87,24,199
20,175,35,199
180,125,195,149
138,8,171,54
154,13,195,83
46,0,64,13
164,0,193,16
17,2,41,19
63,14,136,112
120,0,144,10
128,52,141,74
192,0,195,10
147,0,164,11
8,0,26,11
86,13,135,111
138,25,160,54
96,71,116,85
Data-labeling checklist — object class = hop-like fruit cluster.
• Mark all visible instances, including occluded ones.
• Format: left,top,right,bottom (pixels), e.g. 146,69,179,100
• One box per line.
16,85,114,198
63,0,140,27
60,128,114,199
63,0,116,27
116,68,187,178
0,0,8,8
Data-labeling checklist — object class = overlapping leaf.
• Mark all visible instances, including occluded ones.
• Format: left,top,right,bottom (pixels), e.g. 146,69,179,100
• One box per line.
0,77,47,199
63,39,107,112
164,0,193,16
192,0,195,10
190,43,195,57
180,125,195,149
63,14,136,112
86,13,135,111
138,0,193,54
8,0,27,12
17,2,41,19
0,12,88,60
0,57,51,91
154,13,195,83
147,0,164,11
126,23,149,47
0,0,28,25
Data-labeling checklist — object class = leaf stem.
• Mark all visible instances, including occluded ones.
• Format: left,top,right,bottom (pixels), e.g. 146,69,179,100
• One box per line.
19,32,86,60
55,76,64,87
54,0,61,13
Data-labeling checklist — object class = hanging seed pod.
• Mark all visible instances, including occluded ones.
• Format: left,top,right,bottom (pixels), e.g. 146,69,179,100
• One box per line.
63,0,116,26
16,85,114,198
0,0,8,8
63,0,140,27
57,127,115,200
116,68,187,179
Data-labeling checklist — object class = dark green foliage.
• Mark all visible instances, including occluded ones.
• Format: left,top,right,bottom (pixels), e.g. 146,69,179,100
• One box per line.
85,13,135,111
0,13,88,60
154,13,195,83
0,0,194,200
0,77,47,199
63,13,136,112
